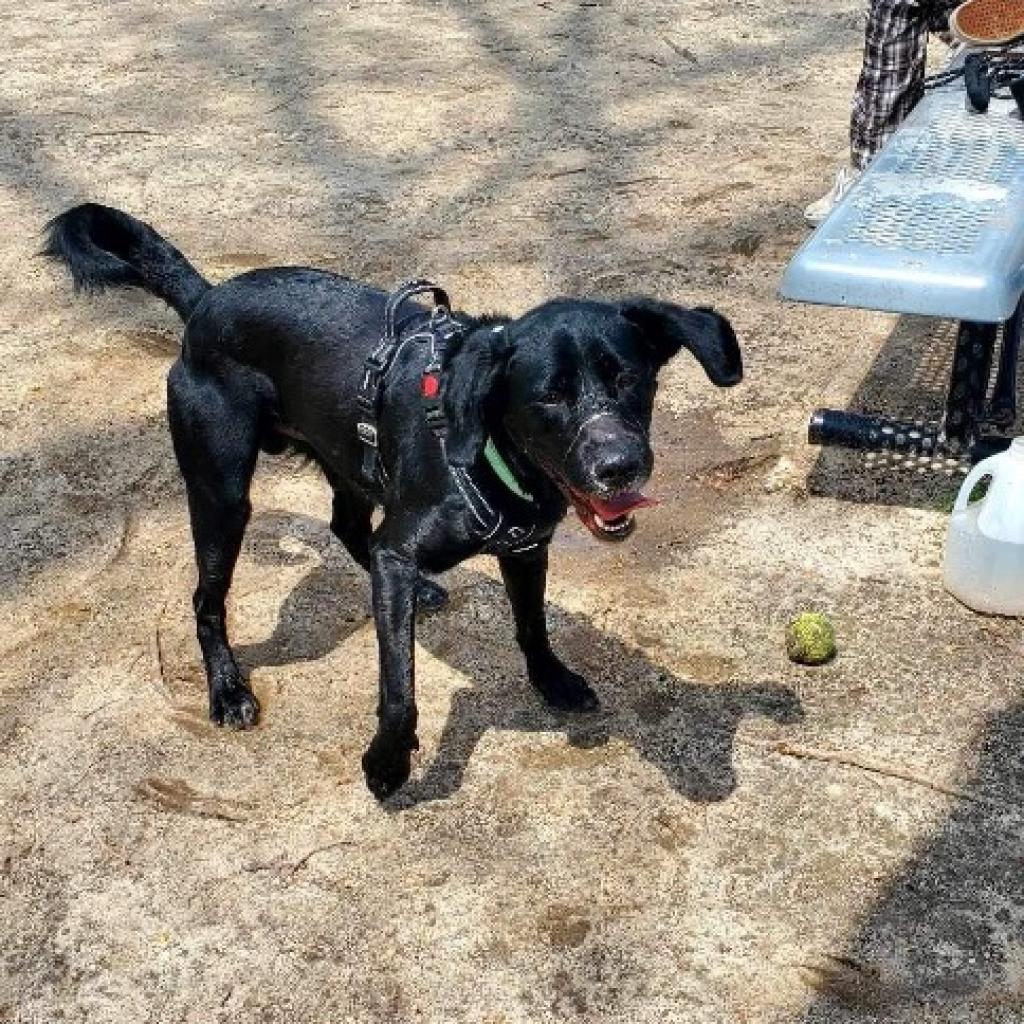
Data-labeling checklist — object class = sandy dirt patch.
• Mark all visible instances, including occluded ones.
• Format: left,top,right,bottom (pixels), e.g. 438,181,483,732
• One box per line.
2,2,1022,1023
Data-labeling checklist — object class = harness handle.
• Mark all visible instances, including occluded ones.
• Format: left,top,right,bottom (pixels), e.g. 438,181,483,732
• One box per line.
384,279,451,345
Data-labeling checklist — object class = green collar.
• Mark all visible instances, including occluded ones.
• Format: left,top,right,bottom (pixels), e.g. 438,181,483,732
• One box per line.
484,438,534,503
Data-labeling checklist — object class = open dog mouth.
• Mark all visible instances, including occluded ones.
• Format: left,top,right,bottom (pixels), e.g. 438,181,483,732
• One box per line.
567,488,658,542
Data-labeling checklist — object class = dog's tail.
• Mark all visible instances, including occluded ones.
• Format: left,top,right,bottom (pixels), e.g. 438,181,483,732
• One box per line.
43,203,211,321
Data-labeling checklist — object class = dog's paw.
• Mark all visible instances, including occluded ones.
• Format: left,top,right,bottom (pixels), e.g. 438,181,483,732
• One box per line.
531,663,600,713
362,732,417,801
416,577,449,613
209,680,260,730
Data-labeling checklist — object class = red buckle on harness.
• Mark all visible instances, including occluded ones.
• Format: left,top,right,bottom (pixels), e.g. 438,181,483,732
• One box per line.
421,372,440,399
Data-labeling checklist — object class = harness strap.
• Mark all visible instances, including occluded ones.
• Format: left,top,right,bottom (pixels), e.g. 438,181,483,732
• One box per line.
357,283,541,555
419,310,463,441
357,279,453,485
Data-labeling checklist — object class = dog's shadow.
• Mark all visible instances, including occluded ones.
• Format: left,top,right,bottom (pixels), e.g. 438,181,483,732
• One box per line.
237,511,803,806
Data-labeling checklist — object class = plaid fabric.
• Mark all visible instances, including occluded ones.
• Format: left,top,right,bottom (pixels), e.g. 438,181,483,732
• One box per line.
850,0,960,168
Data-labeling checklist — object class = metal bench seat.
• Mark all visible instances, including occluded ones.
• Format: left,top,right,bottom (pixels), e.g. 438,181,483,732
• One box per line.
781,60,1024,324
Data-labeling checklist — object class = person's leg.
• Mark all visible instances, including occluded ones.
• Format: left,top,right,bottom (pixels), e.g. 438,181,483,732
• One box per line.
850,0,933,171
806,0,938,226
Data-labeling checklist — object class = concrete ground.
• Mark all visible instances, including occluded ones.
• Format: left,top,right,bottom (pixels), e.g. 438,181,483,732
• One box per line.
2,2,1022,1022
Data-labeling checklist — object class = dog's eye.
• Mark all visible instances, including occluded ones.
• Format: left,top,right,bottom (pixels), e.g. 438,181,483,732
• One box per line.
537,385,569,406
615,370,641,394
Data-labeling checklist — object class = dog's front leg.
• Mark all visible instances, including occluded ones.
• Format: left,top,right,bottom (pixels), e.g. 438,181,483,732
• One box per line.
362,547,420,800
499,551,599,712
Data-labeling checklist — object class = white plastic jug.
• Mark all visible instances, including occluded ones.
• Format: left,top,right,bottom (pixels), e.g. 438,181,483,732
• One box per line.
943,437,1024,616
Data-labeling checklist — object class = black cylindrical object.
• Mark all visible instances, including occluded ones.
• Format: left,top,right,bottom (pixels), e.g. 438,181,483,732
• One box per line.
1012,75,1024,120
808,408,1011,463
808,409,941,453
965,53,992,113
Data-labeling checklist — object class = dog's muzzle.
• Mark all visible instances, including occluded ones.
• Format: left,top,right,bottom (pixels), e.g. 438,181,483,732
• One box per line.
562,411,656,541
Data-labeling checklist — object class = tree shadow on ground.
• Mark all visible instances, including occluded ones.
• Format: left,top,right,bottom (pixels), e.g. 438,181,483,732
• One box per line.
5,0,857,593
156,1,850,294
798,701,1024,1021
235,511,803,807
806,315,1021,510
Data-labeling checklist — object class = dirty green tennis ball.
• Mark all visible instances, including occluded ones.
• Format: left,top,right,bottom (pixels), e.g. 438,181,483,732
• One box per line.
785,612,836,666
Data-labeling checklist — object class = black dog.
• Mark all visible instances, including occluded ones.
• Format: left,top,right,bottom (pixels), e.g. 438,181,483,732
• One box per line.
45,203,742,799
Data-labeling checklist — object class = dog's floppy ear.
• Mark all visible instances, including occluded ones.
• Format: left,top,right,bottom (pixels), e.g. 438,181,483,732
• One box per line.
442,326,511,467
618,297,743,386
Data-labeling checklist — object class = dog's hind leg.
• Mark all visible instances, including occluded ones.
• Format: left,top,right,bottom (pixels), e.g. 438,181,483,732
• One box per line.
329,484,447,611
168,360,262,729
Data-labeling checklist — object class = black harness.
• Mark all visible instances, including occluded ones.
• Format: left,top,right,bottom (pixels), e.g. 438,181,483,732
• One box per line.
356,279,459,484
356,280,545,555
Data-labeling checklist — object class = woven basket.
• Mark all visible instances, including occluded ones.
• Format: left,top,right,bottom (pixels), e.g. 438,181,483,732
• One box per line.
951,0,1024,45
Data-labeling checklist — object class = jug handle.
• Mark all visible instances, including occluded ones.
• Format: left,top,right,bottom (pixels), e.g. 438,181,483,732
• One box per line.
953,459,996,514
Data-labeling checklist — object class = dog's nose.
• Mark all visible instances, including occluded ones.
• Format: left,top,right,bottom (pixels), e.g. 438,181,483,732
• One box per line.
593,449,643,491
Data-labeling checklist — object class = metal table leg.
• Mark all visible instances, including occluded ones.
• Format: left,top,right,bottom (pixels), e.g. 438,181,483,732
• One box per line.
808,317,1015,464
987,297,1023,428
942,320,997,446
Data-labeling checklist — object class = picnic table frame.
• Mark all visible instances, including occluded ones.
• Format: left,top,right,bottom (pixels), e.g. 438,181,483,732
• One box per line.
781,50,1024,464
809,302,1022,462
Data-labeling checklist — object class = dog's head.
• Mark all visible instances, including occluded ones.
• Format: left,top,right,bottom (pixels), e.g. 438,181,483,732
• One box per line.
443,297,742,540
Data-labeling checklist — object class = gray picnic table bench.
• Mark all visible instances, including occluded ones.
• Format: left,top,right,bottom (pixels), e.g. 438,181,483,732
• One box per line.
780,50,1024,463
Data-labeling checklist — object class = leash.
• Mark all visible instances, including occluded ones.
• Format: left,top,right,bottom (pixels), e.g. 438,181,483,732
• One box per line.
356,280,541,554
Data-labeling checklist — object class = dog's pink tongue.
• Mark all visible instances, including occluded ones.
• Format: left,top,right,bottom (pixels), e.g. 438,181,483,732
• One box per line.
590,492,658,520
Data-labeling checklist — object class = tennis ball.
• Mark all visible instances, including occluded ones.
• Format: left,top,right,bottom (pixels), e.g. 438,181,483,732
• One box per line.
786,612,836,665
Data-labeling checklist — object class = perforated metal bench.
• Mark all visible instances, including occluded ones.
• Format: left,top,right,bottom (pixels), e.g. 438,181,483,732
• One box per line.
780,51,1024,462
